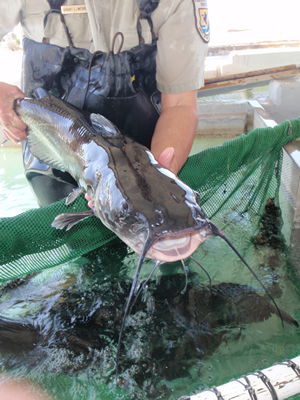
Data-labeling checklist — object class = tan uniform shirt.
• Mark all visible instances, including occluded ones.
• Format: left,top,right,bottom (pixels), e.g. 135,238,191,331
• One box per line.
0,0,208,93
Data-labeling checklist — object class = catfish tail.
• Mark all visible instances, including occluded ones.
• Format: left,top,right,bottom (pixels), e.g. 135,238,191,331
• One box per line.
210,223,284,327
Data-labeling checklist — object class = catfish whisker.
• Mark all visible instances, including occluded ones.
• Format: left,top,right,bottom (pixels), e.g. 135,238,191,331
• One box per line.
129,260,163,315
180,259,188,295
210,222,284,327
189,255,212,291
115,236,154,381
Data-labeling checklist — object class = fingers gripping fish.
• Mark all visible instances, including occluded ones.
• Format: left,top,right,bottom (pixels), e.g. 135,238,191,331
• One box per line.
14,89,283,378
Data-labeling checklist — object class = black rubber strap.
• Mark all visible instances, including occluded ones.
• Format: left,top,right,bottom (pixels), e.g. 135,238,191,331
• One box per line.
136,0,159,44
276,359,300,377
232,375,258,400
47,0,65,11
210,386,225,400
251,370,278,400
44,0,74,47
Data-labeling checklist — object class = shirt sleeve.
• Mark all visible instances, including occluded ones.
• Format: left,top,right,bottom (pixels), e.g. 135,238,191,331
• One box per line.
0,1,23,41
153,0,208,94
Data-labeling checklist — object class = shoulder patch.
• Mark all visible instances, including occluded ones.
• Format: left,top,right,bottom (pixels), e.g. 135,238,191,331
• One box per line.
192,0,210,43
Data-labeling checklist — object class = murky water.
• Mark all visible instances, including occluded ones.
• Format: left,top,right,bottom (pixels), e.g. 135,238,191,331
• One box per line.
0,146,299,400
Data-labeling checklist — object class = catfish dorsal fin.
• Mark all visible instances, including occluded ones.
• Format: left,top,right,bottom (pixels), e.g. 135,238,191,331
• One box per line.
65,188,83,205
90,113,120,137
33,87,49,99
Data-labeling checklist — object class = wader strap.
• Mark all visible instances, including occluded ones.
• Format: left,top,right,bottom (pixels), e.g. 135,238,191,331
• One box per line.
43,0,75,47
80,32,124,109
137,0,159,44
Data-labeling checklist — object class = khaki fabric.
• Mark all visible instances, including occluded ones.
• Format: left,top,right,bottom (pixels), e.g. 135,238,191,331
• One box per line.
0,0,208,93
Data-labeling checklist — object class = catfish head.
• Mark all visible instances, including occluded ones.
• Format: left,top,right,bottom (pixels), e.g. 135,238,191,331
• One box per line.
91,144,214,263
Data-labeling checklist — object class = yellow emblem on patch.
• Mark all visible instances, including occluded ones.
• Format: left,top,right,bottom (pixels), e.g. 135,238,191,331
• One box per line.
193,0,210,43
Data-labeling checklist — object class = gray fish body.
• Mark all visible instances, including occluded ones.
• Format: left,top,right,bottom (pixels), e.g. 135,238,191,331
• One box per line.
15,89,212,261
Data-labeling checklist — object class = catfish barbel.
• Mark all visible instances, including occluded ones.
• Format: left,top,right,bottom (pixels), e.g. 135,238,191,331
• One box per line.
14,88,283,377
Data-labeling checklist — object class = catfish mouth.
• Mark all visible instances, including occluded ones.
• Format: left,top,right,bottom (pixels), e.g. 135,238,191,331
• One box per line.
146,230,211,262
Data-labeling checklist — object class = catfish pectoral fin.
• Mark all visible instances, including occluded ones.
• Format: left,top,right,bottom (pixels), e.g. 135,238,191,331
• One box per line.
51,210,94,231
65,188,84,205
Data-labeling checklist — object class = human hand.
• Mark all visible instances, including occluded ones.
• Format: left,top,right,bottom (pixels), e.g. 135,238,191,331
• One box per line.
85,192,93,210
0,82,27,142
157,147,174,171
0,379,52,400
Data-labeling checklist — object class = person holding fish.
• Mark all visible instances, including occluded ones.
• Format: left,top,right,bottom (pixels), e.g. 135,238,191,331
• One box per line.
0,0,209,206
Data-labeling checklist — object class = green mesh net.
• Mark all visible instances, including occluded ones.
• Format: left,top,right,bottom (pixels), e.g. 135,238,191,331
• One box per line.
0,117,300,281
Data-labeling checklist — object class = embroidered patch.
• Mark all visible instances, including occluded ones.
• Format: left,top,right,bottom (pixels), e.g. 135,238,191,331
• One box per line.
193,0,210,43
61,5,87,14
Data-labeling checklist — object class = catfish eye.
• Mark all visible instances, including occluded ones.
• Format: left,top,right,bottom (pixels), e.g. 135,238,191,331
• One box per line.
120,203,129,217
